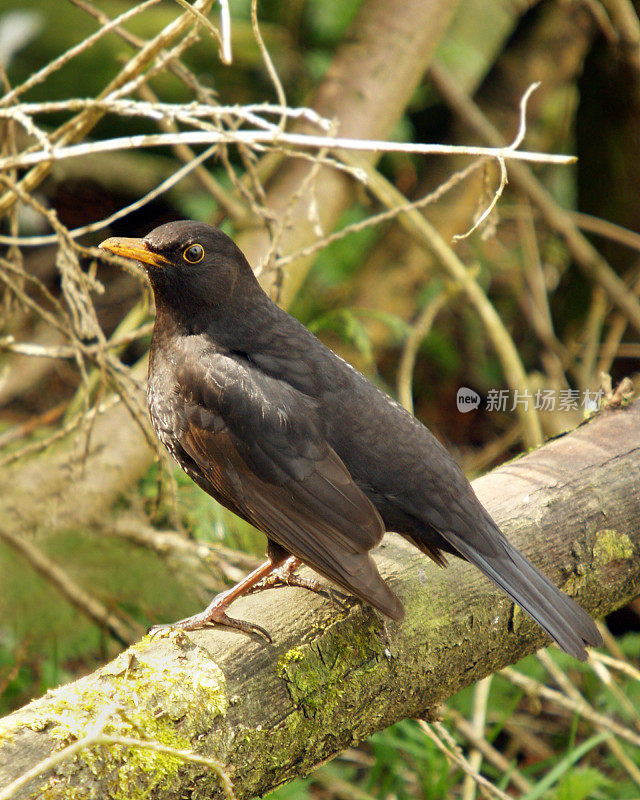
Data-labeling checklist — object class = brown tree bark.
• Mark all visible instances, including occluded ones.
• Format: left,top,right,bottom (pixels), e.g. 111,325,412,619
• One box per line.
1,403,638,800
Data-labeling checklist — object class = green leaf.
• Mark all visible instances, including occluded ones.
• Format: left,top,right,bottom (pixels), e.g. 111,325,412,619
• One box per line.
349,308,412,343
308,308,374,365
553,768,610,800
521,732,610,800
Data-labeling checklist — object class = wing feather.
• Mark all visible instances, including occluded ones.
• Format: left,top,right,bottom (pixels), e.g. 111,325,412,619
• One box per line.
176,351,403,620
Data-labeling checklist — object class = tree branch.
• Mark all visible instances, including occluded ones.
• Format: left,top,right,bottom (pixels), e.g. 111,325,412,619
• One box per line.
1,402,639,800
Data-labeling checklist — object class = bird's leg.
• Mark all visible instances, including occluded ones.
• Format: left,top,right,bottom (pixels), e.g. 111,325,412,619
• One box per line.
247,556,322,593
149,555,287,641
248,556,349,609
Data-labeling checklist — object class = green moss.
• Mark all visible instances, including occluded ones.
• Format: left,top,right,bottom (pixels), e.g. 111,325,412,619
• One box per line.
234,602,459,800
71,714,190,800
277,613,386,712
0,728,13,749
278,648,304,669
25,633,229,799
593,529,634,566
229,612,396,797
563,574,587,596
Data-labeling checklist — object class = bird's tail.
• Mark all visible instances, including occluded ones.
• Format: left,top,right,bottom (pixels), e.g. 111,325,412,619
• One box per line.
436,524,602,661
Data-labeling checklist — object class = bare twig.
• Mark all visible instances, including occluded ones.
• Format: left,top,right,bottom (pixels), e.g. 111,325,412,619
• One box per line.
429,59,640,338
537,649,640,790
0,129,577,173
0,0,217,215
419,720,513,800
445,707,532,794
501,667,640,749
0,525,140,645
397,290,451,414
461,676,493,800
251,0,286,125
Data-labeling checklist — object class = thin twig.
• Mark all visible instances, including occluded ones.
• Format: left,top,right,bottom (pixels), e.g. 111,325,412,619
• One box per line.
0,396,120,468
397,290,450,414
418,720,513,800
461,676,493,800
0,728,234,800
251,0,287,127
274,158,486,270
452,83,542,242
570,210,640,254
170,0,226,54
0,525,140,645
0,129,578,173
0,0,162,107
429,59,640,337
218,0,232,64
537,649,640,790
0,0,217,215
502,666,640,749
445,707,532,794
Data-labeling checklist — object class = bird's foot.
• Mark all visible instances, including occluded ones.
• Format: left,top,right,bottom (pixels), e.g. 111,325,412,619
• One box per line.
148,556,291,641
247,556,349,610
247,556,321,593
148,567,277,642
149,603,272,642
247,556,336,597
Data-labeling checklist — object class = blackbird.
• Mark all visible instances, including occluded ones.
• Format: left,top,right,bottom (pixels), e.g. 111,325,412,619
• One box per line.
100,221,602,660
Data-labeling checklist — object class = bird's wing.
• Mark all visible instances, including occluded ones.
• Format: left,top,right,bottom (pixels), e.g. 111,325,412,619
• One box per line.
175,351,403,619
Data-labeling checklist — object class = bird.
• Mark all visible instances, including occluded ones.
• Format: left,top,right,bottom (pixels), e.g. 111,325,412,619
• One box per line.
99,220,602,660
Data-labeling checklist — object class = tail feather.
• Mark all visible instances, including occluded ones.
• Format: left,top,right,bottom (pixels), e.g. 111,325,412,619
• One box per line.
437,526,602,661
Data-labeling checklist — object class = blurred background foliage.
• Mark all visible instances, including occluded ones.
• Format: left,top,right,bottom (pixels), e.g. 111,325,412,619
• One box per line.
1,0,640,798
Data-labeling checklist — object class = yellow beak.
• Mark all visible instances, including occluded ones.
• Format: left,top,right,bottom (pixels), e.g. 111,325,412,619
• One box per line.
99,236,171,269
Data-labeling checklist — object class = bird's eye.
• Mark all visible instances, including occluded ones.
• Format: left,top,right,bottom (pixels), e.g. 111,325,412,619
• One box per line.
183,243,205,264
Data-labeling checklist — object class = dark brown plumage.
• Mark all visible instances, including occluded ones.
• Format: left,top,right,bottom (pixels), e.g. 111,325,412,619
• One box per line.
100,221,602,659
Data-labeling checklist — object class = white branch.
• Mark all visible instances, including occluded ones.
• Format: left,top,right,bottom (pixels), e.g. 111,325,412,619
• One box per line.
0,126,575,174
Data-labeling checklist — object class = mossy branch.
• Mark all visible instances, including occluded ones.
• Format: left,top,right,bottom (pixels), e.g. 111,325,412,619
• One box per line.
1,402,639,800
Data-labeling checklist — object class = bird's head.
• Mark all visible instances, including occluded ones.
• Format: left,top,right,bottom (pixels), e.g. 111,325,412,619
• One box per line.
99,221,259,326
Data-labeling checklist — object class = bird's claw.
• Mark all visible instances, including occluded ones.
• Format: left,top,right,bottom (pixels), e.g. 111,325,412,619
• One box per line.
148,608,272,643
248,570,324,595
246,557,348,612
